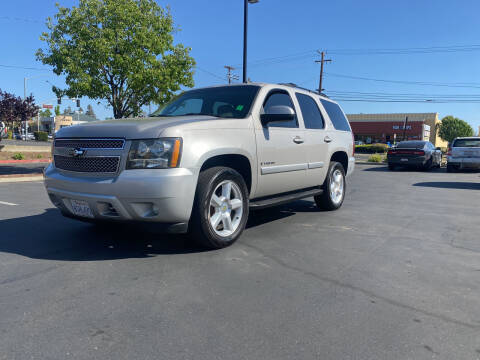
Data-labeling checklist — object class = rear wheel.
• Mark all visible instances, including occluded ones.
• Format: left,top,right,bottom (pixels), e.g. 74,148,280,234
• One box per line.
189,166,249,249
315,161,346,211
388,163,395,170
422,158,433,171
446,164,457,173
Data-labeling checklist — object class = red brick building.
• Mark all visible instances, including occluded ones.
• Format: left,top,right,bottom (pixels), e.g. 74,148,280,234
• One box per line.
346,112,447,147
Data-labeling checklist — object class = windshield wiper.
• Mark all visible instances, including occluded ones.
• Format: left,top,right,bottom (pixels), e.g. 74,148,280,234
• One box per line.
182,113,221,117
153,112,221,118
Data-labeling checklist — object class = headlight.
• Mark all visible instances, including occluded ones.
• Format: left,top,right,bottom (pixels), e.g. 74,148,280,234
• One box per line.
127,138,182,169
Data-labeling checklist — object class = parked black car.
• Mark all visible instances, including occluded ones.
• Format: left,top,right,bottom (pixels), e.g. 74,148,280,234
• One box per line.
387,141,442,170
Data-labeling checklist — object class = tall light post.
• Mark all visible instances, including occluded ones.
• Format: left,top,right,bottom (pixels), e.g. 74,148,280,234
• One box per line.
23,74,50,140
243,0,259,83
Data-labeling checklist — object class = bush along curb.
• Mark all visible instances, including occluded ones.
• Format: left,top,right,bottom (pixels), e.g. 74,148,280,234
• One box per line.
0,159,51,164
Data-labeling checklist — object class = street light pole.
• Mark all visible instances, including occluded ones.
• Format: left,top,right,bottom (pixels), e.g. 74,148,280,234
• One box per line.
242,0,248,83
243,0,259,83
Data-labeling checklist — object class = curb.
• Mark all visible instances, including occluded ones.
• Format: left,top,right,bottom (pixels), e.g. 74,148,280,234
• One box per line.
0,174,44,183
0,159,51,164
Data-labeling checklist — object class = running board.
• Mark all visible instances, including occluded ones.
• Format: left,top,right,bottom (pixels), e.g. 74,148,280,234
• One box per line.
249,187,323,210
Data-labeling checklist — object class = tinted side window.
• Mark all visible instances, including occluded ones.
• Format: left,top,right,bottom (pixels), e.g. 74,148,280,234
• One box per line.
263,92,298,128
320,99,351,131
295,93,324,129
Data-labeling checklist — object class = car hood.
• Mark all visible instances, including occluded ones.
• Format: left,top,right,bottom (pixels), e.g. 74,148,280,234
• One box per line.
54,115,220,139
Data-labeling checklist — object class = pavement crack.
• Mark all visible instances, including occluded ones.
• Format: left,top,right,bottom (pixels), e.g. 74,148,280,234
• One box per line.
242,242,480,330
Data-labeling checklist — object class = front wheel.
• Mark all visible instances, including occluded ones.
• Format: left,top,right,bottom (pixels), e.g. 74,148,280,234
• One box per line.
189,166,249,249
315,161,346,211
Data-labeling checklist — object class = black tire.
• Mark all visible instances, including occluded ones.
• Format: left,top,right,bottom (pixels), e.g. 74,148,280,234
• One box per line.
314,161,346,211
446,164,456,173
189,166,249,249
422,158,433,171
388,163,395,170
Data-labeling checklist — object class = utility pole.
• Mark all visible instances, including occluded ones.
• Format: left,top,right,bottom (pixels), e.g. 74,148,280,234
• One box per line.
224,66,239,84
315,51,332,93
402,116,409,141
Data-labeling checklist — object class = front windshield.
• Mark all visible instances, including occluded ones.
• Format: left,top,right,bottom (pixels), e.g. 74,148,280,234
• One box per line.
152,85,260,119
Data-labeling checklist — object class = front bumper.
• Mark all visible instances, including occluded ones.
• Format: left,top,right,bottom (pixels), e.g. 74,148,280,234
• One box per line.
347,156,355,177
44,164,198,228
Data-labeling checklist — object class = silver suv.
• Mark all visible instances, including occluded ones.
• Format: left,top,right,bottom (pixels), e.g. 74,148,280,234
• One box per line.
44,83,355,249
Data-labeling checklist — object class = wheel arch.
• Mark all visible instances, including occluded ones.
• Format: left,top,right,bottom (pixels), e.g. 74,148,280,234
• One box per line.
199,153,254,195
330,151,349,174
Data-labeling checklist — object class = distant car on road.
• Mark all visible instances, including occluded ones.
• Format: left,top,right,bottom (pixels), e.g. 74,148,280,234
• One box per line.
15,132,35,141
0,122,7,139
354,140,364,145
387,140,442,170
447,137,480,172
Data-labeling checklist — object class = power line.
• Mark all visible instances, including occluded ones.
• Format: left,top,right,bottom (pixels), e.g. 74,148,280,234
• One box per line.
195,66,225,81
324,72,480,89
0,16,43,24
0,64,50,71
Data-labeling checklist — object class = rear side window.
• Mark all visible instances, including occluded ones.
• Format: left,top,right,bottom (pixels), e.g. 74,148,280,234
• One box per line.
320,99,351,131
453,139,480,147
295,93,324,129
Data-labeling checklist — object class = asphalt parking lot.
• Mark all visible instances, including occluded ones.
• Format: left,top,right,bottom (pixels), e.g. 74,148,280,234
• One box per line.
1,164,479,360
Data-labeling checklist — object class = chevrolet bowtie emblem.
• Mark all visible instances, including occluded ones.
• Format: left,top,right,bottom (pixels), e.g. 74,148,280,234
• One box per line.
72,148,87,157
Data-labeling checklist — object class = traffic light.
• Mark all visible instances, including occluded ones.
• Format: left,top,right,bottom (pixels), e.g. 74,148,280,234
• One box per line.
76,99,80,107
57,98,61,105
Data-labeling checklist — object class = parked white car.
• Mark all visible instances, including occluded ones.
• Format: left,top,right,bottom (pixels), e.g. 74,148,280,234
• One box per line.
447,137,480,172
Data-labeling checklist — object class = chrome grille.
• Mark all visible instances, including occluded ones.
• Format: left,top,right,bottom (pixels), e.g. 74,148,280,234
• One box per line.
54,138,125,149
54,155,120,173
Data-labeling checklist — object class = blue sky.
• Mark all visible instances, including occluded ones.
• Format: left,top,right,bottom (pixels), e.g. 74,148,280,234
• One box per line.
1,0,479,131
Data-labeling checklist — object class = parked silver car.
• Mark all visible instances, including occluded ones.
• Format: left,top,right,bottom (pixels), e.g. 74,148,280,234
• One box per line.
44,83,355,248
447,137,480,172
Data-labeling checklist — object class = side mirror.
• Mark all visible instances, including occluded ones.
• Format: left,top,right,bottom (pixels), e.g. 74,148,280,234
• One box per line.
260,105,295,126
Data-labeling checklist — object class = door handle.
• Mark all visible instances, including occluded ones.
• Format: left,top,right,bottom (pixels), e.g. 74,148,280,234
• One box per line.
324,136,332,143
293,136,304,144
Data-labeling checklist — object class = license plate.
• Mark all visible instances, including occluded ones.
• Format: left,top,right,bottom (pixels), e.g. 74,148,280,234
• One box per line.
400,158,408,162
70,199,94,218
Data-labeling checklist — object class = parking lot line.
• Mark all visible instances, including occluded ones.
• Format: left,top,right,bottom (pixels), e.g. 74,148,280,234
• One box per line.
0,201,18,206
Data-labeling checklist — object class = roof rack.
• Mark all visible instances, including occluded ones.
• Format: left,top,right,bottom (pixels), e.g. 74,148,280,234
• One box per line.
278,83,329,98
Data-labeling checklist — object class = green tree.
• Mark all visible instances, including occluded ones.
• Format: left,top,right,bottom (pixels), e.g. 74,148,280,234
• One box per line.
36,0,195,119
54,105,61,116
438,116,474,143
39,108,52,117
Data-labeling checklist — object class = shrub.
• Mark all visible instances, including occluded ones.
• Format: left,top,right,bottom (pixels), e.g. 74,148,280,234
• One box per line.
7,130,13,140
12,152,25,160
368,153,383,163
36,154,43,159
355,143,389,154
34,131,48,142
